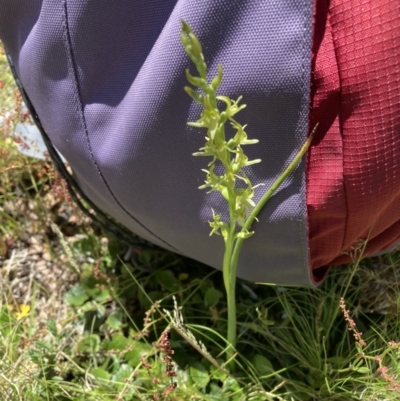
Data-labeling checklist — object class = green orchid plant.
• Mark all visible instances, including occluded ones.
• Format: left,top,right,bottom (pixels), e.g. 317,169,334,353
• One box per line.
181,21,316,363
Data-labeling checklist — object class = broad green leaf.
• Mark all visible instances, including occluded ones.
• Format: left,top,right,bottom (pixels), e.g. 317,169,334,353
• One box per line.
96,304,106,318
86,286,111,303
154,270,181,292
109,355,121,375
90,367,110,382
113,364,134,391
106,311,123,330
77,334,100,353
199,279,214,296
65,284,89,307
190,362,210,388
80,265,100,288
126,341,154,367
209,383,223,398
252,354,273,376
204,287,223,308
80,300,96,313
103,332,132,352
210,363,227,381
222,377,242,398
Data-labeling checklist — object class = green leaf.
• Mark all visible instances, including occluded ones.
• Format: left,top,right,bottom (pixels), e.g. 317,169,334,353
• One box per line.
353,366,370,374
210,363,227,381
79,300,95,313
103,333,132,352
90,367,110,382
199,279,214,296
252,354,273,376
80,265,99,289
109,355,121,375
106,311,124,330
47,319,58,337
210,383,223,398
154,270,181,292
77,334,100,353
65,284,89,307
28,348,43,365
222,377,242,397
126,341,154,367
204,287,223,308
112,364,133,391
190,362,210,388
34,340,52,351
96,304,106,318
86,286,111,303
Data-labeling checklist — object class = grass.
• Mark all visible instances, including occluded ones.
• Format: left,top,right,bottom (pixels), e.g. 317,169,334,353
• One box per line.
1,41,400,400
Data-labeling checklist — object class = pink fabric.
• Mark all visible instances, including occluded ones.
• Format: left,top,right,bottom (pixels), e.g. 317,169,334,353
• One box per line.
308,0,400,277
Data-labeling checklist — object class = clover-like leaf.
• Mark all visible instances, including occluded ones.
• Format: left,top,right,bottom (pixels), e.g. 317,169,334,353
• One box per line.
65,284,89,307
189,362,210,388
204,286,223,307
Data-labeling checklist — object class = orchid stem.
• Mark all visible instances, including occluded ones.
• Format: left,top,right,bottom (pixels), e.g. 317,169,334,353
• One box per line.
231,124,318,271
181,20,317,367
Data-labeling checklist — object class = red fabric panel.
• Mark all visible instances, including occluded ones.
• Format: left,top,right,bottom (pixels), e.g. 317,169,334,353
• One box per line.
308,0,400,276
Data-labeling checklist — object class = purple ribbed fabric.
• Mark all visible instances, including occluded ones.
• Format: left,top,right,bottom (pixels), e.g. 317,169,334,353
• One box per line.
0,0,314,285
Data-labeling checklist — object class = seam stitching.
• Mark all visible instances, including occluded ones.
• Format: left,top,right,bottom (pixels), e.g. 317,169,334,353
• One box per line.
299,0,314,285
61,0,179,251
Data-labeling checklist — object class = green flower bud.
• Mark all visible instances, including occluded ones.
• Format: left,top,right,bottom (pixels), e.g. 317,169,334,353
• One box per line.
211,64,223,90
184,86,204,104
185,69,206,89
181,20,260,237
188,32,203,56
181,20,192,35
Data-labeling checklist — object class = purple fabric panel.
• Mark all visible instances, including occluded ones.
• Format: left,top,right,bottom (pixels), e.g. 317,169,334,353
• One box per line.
0,0,314,285
0,0,181,252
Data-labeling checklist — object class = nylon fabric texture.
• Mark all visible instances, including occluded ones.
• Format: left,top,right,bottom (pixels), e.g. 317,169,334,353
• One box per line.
308,0,400,276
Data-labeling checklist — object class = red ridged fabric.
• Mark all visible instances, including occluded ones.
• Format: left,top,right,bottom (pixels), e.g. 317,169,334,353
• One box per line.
309,0,400,278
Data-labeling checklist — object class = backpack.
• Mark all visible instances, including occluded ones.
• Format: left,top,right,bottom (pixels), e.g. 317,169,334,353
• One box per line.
2,0,399,285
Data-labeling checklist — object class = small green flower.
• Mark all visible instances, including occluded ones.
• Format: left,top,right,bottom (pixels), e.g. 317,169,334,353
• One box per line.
181,21,316,362
181,23,260,240
181,21,260,361
209,210,229,241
